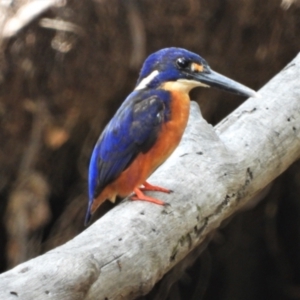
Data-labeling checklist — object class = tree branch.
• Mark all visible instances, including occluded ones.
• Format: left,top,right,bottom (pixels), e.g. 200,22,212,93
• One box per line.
0,54,300,300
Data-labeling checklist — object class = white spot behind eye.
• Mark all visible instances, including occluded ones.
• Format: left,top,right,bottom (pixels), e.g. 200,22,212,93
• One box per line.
135,70,159,90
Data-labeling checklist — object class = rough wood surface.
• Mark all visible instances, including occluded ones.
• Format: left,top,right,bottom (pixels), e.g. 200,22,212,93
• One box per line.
0,54,300,300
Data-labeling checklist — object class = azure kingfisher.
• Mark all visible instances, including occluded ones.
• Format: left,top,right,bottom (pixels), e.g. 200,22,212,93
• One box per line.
85,47,258,225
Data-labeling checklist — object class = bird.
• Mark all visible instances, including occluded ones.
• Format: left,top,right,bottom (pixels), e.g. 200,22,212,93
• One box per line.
85,47,258,225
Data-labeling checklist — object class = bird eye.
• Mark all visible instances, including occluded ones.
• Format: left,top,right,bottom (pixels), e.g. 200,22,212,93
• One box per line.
176,57,189,69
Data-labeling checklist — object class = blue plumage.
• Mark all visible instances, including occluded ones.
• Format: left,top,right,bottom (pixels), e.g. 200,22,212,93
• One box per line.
85,89,171,224
136,47,208,89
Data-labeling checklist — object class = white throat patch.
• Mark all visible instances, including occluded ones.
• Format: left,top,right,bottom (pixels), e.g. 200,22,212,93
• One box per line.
162,79,210,93
135,70,159,90
177,79,210,89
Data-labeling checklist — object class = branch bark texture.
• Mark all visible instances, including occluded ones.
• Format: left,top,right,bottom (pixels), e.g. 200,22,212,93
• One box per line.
0,54,300,300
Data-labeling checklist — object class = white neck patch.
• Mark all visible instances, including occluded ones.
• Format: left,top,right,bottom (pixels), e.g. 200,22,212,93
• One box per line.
135,70,159,90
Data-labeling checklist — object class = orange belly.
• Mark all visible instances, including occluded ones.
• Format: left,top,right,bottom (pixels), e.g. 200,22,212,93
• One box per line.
91,90,190,213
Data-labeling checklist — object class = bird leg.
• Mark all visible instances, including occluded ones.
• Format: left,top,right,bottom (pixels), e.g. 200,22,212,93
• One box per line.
140,181,172,193
131,188,166,205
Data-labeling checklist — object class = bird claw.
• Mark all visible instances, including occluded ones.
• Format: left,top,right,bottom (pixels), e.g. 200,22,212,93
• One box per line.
141,181,173,194
131,188,167,206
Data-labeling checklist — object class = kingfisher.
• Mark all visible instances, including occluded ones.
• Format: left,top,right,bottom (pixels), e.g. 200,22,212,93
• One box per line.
85,47,258,225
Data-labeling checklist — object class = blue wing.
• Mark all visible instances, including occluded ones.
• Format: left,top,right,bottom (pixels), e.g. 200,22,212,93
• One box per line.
85,90,170,224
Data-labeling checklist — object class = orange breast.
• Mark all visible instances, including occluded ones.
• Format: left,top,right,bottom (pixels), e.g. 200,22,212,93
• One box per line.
91,89,191,212
110,89,190,196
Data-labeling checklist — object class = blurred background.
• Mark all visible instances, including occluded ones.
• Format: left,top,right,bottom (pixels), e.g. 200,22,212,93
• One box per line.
0,0,300,299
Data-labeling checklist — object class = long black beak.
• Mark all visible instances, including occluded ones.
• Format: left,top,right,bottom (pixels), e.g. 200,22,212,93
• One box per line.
194,68,259,98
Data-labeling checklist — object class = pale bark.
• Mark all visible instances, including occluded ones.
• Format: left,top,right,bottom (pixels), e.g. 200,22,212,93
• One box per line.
1,0,64,38
0,54,300,300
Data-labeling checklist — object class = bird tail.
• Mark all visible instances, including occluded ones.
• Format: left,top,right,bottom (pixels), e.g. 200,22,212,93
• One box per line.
84,187,115,226
84,201,93,226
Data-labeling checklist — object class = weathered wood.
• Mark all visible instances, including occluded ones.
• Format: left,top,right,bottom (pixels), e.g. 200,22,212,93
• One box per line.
0,54,300,300
1,0,64,38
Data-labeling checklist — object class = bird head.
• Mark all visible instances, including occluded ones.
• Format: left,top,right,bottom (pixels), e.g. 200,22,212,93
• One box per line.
135,47,258,98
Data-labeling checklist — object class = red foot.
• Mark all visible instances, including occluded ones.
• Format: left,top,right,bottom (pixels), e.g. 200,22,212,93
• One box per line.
131,188,166,206
140,181,173,194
